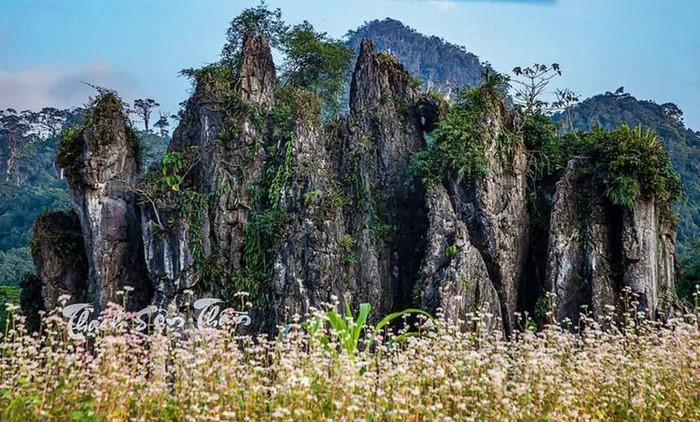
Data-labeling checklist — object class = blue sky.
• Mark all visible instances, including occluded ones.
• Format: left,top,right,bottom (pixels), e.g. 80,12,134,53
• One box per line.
1,0,698,129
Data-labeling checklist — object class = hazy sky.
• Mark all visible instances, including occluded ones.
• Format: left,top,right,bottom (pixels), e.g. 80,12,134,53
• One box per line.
1,0,698,129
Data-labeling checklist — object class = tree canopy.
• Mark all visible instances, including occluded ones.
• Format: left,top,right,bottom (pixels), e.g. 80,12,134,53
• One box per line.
280,22,353,114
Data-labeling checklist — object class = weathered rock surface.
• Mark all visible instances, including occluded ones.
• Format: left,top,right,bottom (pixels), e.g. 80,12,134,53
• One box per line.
546,158,679,322
32,33,679,333
30,210,88,309
343,39,427,316
238,34,277,112
271,93,346,320
545,159,616,322
418,185,501,328
273,40,428,321
142,34,274,306
431,100,530,332
622,199,679,317
60,93,150,310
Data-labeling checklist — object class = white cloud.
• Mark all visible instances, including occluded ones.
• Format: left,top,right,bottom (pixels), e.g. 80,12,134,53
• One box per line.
0,63,140,111
430,1,459,12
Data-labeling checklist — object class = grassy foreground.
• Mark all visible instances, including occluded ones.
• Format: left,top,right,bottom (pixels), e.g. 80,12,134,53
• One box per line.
0,298,699,421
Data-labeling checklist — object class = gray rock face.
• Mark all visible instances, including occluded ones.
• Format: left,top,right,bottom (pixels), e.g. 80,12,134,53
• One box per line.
142,34,274,305
545,159,616,322
622,199,679,317
545,158,679,322
344,39,427,316
434,101,530,332
272,40,428,321
418,185,501,328
31,211,88,309
271,95,346,320
61,93,150,310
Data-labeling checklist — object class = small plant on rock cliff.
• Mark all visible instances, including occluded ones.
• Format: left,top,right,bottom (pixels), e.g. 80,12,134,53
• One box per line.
138,148,230,293
409,70,510,187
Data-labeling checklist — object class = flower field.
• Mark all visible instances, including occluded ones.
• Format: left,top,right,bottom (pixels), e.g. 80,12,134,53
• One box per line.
0,299,699,421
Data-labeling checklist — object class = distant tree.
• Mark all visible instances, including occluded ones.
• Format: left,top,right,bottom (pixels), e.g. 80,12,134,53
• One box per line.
552,88,580,132
221,1,287,66
0,109,34,181
154,112,170,137
280,21,354,114
511,63,562,115
131,98,160,133
661,103,684,124
35,107,69,137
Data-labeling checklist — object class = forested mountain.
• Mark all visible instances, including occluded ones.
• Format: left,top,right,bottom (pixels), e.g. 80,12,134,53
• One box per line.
0,107,169,285
553,92,700,252
345,18,489,96
0,108,76,284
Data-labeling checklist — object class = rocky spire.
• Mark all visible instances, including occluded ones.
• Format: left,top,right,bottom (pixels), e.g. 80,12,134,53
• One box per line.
30,210,88,309
58,93,151,310
459,103,530,333
239,34,277,111
415,91,530,333
344,39,428,316
142,33,276,305
545,158,679,322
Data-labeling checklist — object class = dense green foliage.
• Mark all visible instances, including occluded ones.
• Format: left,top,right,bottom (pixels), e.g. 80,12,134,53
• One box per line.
0,248,32,286
0,109,75,285
553,92,700,250
678,241,700,304
564,124,683,214
281,22,353,115
220,2,286,67
346,18,489,96
0,284,20,329
409,71,510,187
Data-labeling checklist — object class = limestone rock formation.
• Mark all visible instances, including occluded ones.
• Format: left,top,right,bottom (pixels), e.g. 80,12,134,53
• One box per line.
58,93,150,310
545,158,679,322
345,40,427,314
271,91,346,320
545,159,616,321
416,94,530,332
456,104,529,332
621,198,679,317
29,31,679,334
30,211,88,309
142,34,274,306
418,185,501,328
273,39,428,321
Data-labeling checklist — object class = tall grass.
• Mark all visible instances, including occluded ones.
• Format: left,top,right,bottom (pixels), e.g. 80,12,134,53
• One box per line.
0,294,698,421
